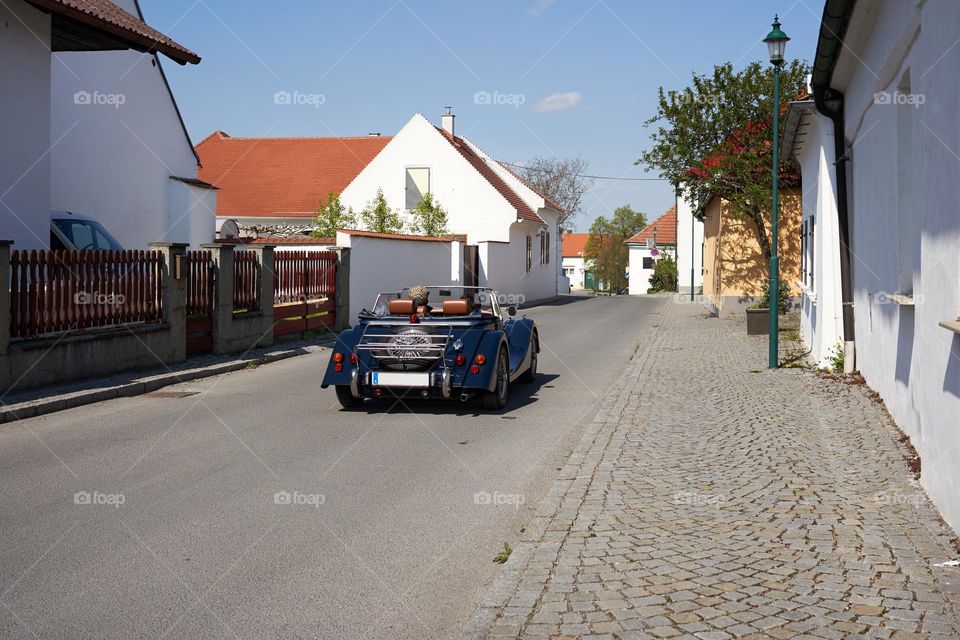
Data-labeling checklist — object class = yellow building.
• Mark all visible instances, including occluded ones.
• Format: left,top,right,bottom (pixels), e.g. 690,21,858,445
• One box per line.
698,188,802,317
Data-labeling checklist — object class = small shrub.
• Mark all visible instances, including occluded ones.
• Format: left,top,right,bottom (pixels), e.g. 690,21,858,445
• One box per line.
647,253,678,293
751,279,791,311
827,342,844,372
493,542,512,564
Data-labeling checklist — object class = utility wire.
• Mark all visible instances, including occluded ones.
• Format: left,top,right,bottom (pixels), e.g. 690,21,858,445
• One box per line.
498,160,670,181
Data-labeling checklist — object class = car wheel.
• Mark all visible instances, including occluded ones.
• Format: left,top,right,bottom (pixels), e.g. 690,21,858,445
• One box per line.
481,347,509,410
519,334,538,383
335,385,363,409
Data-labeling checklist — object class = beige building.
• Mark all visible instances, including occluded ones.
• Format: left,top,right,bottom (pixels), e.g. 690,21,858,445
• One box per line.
698,188,802,317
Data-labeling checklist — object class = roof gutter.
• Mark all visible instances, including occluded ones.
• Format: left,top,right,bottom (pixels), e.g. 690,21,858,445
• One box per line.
811,0,857,372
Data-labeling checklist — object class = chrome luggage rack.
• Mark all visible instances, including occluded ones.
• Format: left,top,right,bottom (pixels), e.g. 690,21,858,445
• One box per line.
354,323,453,371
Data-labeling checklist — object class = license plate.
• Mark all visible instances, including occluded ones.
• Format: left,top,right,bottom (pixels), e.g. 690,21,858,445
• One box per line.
372,372,430,387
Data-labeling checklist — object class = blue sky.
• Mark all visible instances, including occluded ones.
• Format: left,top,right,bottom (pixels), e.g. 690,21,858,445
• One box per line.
144,0,823,232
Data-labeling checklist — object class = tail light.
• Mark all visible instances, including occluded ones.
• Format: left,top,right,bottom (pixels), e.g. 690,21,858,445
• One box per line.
409,314,419,323
470,364,480,374
455,354,466,366
333,352,344,363
349,353,358,364
474,354,486,365
333,363,343,372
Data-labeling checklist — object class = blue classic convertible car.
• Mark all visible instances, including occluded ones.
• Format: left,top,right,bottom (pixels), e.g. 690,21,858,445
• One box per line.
320,286,539,409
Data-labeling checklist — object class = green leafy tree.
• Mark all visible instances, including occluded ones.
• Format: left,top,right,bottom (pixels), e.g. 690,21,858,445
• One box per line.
648,253,678,293
408,192,449,236
639,60,808,265
584,205,647,293
312,192,355,237
360,187,404,234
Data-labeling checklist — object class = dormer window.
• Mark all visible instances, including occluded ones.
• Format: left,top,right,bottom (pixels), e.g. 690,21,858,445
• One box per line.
405,167,430,210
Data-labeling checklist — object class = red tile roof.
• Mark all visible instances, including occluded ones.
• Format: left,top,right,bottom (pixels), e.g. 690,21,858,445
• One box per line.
625,206,677,246
339,230,456,243
29,0,200,64
246,235,335,245
437,129,545,225
562,233,591,257
196,132,392,218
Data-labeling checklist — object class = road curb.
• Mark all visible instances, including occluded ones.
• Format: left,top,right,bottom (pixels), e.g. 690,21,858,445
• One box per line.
0,341,331,424
458,301,673,639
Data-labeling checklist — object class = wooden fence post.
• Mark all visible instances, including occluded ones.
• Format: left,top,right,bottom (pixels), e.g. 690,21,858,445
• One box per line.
333,247,350,331
204,243,234,355
249,245,275,348
0,240,12,391
148,242,188,364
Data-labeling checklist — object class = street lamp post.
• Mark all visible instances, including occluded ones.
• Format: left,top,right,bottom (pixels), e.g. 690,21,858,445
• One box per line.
764,15,789,369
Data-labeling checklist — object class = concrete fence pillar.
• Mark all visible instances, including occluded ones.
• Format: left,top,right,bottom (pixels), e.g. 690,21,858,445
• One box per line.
0,241,12,390
333,247,350,331
249,245,275,348
203,243,235,355
149,242,189,364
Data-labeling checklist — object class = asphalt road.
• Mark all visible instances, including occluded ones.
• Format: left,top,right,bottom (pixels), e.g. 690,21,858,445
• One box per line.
0,294,667,640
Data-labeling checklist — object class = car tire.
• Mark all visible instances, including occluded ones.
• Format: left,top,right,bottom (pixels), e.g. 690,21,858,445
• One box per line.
481,346,510,410
335,385,363,409
519,334,538,383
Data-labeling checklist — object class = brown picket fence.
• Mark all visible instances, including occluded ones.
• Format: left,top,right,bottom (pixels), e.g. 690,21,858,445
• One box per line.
9,249,163,339
233,250,258,311
272,251,337,336
185,250,214,354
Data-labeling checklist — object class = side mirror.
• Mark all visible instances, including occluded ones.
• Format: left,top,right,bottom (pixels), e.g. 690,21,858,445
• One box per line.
507,305,517,317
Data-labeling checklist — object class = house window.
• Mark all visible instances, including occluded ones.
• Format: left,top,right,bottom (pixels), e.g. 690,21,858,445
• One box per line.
525,235,532,273
810,216,815,292
405,167,430,210
643,257,655,270
801,220,807,286
545,232,550,265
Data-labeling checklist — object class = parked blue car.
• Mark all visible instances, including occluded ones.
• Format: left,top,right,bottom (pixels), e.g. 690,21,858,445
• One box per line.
321,286,539,409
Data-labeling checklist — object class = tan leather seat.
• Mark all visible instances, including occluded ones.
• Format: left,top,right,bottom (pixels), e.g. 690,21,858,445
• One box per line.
389,299,414,315
442,299,470,315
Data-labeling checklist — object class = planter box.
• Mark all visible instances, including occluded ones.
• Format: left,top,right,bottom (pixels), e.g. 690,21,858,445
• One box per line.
746,308,770,335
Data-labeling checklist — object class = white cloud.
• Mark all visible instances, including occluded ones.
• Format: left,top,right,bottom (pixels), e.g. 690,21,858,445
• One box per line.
528,0,556,18
533,91,583,113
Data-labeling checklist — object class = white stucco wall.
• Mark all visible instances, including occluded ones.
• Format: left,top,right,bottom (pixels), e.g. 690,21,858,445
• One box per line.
478,222,558,307
675,196,703,294
49,0,210,250
794,112,844,367
0,2,52,250
168,180,217,248
340,114,518,243
563,256,585,289
628,245,676,295
336,232,462,325
831,0,960,531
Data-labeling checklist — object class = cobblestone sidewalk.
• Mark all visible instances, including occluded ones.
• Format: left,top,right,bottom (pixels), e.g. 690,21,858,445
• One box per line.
461,302,960,639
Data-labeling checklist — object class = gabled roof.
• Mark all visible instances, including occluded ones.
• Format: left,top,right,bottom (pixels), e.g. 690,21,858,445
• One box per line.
494,160,565,213
625,206,677,246
28,0,200,64
196,132,392,218
436,128,546,225
562,233,591,257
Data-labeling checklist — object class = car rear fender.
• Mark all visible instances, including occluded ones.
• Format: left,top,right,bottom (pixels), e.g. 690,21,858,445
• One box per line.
505,318,536,375
320,328,361,388
462,330,507,392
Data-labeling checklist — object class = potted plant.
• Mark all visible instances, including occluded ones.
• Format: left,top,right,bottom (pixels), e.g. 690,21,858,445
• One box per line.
746,280,791,335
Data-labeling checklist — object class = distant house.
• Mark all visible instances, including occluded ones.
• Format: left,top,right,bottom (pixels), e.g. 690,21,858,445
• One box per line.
625,206,677,295
792,0,960,532
0,0,213,250
561,233,591,290
199,110,564,305
675,196,704,295
697,190,801,317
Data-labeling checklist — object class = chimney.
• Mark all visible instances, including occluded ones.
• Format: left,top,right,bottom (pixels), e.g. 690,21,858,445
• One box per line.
441,106,455,137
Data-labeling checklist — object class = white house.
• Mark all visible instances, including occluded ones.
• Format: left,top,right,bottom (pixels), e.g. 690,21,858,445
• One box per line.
625,206,677,295
781,99,844,367
0,0,213,251
339,111,563,305
561,233,591,290
200,110,564,306
675,196,703,295
800,0,960,531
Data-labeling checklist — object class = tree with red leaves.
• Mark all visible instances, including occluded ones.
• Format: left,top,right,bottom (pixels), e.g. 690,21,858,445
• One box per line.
638,61,808,263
